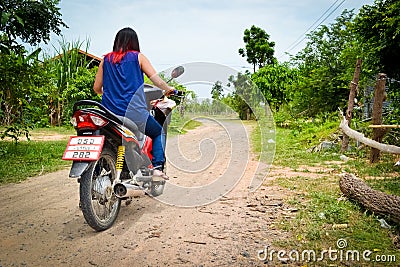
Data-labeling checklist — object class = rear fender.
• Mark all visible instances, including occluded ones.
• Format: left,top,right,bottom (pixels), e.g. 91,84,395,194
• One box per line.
69,161,91,178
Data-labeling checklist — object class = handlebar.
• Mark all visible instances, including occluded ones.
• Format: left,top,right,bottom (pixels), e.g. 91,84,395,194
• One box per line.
173,90,185,97
165,89,185,97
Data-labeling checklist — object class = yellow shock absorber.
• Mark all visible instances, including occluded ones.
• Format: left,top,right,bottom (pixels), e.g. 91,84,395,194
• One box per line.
116,146,125,171
115,146,125,182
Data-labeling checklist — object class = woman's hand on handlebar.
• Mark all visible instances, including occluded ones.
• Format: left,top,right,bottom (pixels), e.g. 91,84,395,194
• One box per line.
163,88,185,97
164,87,176,96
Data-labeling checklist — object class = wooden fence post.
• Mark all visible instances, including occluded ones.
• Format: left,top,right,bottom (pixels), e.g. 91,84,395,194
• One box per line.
370,73,387,163
341,59,362,152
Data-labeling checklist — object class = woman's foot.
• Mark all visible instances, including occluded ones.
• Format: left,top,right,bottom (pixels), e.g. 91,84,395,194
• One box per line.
152,169,169,181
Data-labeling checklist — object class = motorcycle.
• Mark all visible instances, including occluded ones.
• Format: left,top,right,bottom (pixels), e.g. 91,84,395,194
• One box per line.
62,66,184,231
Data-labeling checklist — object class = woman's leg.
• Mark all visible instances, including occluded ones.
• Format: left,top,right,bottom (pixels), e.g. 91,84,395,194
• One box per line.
144,115,165,170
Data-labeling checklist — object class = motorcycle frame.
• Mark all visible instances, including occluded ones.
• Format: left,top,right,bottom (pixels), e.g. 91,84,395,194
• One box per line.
68,85,169,180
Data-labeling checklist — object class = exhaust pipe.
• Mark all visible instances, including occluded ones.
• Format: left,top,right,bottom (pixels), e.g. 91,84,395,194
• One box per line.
113,183,145,198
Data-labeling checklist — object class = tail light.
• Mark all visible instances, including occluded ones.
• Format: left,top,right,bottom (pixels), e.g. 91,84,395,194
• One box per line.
71,110,108,130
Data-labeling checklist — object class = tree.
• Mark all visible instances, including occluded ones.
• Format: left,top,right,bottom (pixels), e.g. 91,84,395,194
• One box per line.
251,63,297,111
0,49,46,141
290,10,365,116
238,25,276,72
211,81,223,100
353,0,400,81
353,0,400,128
0,0,66,141
0,0,67,52
227,72,257,120
210,81,231,115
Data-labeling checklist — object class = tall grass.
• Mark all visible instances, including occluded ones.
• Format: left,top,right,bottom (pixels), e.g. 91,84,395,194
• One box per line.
45,39,91,126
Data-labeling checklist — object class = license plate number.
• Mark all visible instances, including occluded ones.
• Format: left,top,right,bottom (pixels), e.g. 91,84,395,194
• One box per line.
62,136,104,161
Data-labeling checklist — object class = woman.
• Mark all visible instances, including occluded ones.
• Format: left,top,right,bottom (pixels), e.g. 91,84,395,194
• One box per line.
93,27,174,180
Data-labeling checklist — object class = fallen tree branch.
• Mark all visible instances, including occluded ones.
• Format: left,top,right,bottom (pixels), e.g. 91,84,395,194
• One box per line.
339,173,400,224
339,116,400,154
369,125,400,129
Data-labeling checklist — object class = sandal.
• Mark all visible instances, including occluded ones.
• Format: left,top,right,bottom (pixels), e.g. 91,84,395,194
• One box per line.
152,169,169,181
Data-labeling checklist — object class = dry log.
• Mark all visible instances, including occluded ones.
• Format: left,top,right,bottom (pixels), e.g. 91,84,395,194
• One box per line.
339,116,400,154
339,173,400,224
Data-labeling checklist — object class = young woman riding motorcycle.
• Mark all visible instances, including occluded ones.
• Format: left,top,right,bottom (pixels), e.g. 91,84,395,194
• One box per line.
93,27,174,180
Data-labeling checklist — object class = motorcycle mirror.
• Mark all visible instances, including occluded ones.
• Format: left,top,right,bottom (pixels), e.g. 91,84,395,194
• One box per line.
171,66,184,79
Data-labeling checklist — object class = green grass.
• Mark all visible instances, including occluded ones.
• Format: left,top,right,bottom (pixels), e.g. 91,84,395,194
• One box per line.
0,117,201,185
168,114,202,136
251,119,400,264
0,140,71,184
274,129,339,168
251,122,341,168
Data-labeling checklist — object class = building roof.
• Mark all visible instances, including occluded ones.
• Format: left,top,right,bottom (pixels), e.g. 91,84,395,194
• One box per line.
52,49,102,69
77,49,101,68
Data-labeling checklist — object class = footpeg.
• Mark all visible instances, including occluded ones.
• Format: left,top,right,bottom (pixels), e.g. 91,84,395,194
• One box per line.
136,176,152,182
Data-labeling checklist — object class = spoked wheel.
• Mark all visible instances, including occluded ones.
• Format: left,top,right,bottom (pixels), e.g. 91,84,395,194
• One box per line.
80,147,121,231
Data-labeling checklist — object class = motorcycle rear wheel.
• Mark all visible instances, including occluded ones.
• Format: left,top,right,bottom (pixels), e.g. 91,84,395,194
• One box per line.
80,147,121,231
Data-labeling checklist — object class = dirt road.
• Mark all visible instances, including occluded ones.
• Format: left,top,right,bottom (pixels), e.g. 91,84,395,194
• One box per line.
0,119,293,267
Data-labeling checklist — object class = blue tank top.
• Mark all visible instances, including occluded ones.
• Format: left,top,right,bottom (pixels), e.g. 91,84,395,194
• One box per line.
102,51,149,128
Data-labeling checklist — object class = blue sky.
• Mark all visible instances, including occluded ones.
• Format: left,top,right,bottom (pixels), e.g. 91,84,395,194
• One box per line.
49,0,374,72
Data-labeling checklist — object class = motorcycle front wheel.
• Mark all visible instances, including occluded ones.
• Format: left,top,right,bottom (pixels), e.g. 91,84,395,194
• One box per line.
150,181,165,197
80,147,121,231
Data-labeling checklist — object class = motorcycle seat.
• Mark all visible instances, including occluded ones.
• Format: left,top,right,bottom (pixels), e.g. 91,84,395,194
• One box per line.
80,102,145,142
114,115,145,141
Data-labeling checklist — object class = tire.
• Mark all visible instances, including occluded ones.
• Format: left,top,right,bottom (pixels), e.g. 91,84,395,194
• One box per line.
80,147,121,231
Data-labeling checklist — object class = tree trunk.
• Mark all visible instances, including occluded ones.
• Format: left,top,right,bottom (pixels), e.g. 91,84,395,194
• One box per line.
246,108,251,120
370,73,387,163
179,96,186,117
341,59,362,152
57,100,62,127
339,173,400,224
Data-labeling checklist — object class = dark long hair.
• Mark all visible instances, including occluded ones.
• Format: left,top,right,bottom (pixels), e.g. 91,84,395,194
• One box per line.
106,27,140,64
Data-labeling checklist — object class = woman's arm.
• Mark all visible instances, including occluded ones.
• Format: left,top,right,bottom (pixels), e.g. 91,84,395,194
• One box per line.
139,53,174,95
93,59,104,95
